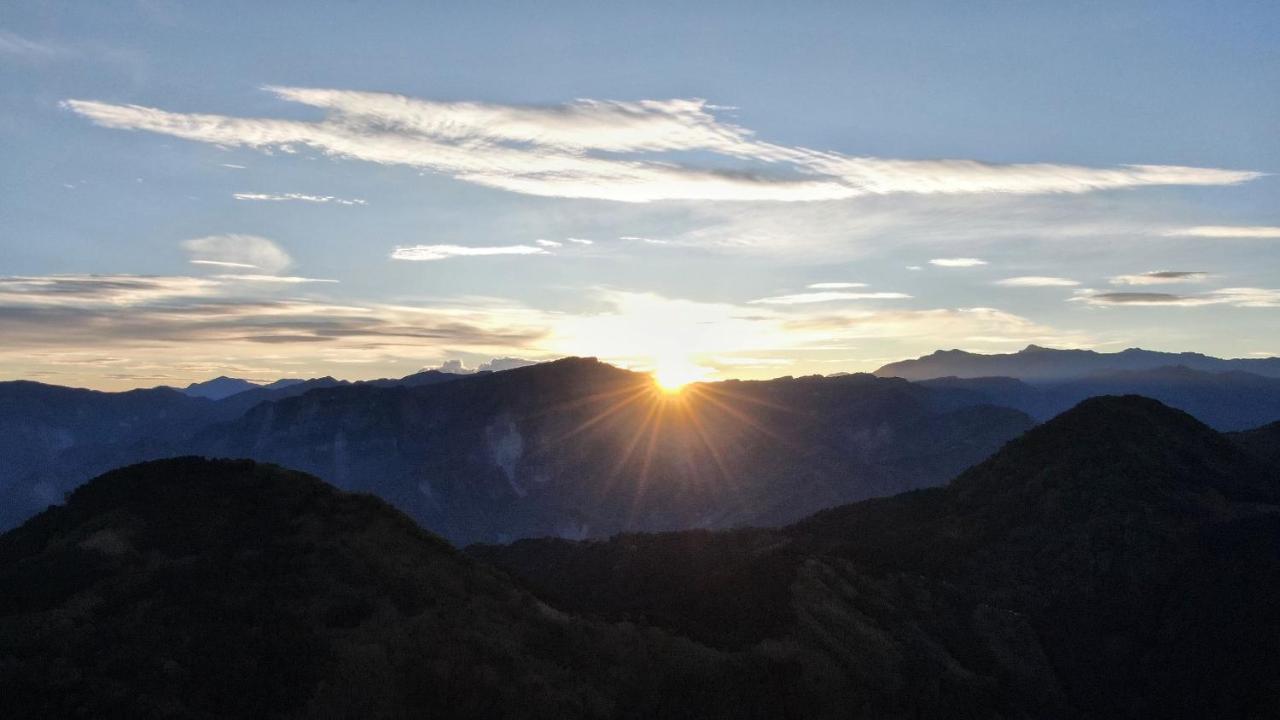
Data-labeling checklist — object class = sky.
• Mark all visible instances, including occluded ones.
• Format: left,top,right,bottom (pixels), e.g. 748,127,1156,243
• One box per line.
1,1,1278,390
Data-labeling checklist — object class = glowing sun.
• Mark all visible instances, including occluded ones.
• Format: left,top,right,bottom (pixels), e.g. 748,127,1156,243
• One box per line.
652,357,711,394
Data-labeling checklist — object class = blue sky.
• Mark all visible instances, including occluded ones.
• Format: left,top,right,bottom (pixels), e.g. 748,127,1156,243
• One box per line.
2,1,1278,389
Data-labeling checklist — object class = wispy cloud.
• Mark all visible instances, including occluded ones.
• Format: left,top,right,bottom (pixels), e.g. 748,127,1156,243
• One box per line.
748,291,911,305
1109,271,1208,286
214,274,338,284
994,276,1079,287
567,238,595,245
535,239,563,247
390,244,551,261
0,275,221,306
0,30,64,60
1074,288,1280,307
807,282,867,289
233,192,366,205
184,234,292,274
929,257,988,268
62,87,1263,203
1166,226,1280,239
190,259,258,269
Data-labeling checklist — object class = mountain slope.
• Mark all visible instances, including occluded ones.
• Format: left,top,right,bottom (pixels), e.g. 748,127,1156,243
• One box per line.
480,396,1280,719
0,458,803,720
876,344,1280,381
180,375,262,400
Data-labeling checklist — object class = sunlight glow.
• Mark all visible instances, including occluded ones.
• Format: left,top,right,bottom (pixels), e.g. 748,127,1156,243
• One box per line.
652,357,711,393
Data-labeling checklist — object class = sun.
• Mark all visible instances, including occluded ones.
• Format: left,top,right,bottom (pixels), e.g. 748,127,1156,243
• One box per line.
652,357,710,394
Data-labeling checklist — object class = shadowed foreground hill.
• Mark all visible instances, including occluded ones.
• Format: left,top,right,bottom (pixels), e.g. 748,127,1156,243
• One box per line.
0,459,805,720
479,396,1280,719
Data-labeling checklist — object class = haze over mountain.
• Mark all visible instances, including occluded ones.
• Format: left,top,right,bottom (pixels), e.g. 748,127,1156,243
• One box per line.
875,344,1280,382
5,397,1278,718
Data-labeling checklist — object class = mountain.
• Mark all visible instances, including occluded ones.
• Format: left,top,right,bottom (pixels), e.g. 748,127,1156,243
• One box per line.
0,458,793,719
921,365,1280,430
187,357,1034,544
478,396,1280,718
180,376,262,400
876,344,1280,381
0,381,213,529
1231,419,1280,467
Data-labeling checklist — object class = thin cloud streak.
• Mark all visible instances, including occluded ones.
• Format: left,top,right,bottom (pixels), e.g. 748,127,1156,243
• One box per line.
1109,271,1208,286
930,258,988,267
749,291,911,305
390,244,551,261
1074,288,1280,307
233,192,367,205
1166,226,1280,239
995,276,1080,287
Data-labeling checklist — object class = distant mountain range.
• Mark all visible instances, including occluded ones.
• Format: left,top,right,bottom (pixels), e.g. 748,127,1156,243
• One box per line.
875,344,1280,381
4,396,1278,718
4,349,1280,541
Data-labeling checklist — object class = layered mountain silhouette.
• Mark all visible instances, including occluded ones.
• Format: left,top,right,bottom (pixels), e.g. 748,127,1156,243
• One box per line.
5,351,1280,543
4,397,1277,718
875,344,1280,381
0,359,1032,542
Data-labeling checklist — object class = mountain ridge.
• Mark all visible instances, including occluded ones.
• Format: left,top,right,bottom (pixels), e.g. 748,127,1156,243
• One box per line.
875,344,1280,381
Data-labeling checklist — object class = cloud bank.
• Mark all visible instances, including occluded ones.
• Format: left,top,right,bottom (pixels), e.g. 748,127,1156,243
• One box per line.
63,87,1263,203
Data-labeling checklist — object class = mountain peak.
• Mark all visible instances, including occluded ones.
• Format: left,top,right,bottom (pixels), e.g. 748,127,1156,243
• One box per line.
953,394,1277,505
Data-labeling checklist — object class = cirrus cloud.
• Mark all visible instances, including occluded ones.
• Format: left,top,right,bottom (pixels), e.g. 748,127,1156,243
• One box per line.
62,87,1263,203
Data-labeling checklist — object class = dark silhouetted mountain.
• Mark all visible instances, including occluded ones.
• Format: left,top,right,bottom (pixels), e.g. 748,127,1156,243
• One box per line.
921,365,1280,430
187,358,1033,544
0,458,808,719
479,396,1280,719
179,375,262,400
1231,419,1280,469
364,368,471,388
876,344,1280,381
